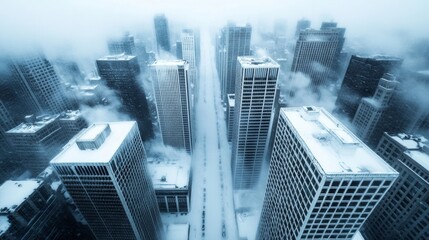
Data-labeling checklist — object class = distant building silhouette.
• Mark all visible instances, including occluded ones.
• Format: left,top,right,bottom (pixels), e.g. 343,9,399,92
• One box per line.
352,73,398,143
150,60,193,153
231,57,279,189
154,14,171,53
217,23,252,103
291,24,345,88
257,106,398,239
51,122,164,240
362,133,429,240
294,19,311,38
96,54,153,140
335,55,403,120
107,33,136,55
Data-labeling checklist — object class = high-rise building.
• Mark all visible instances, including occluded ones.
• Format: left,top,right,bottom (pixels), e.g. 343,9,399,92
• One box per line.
294,19,311,38
150,60,192,153
154,14,171,53
58,110,88,140
257,106,398,240
231,57,279,189
6,114,70,175
175,41,183,59
96,54,153,140
216,28,228,99
219,23,252,103
108,33,136,55
362,133,429,240
226,94,235,142
180,29,198,109
291,25,345,88
352,73,398,142
0,100,15,159
51,122,164,240
335,55,403,120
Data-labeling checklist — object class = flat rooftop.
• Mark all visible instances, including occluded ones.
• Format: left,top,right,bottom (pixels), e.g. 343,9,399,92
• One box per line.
51,122,135,164
151,59,187,67
238,56,279,68
390,133,429,171
227,94,235,107
147,156,190,189
282,107,398,175
166,224,189,240
97,54,136,61
59,110,82,121
7,114,58,134
0,180,41,213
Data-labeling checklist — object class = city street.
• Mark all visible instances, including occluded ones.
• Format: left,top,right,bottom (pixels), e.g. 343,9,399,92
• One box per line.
189,30,238,240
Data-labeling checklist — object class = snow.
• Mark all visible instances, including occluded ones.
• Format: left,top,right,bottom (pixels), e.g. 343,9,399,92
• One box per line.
51,121,135,164
98,54,135,61
362,97,382,109
238,56,279,68
227,94,235,107
78,124,108,141
7,114,58,134
0,180,41,213
352,230,365,240
282,107,398,174
148,158,189,189
391,134,427,150
234,190,261,240
165,224,189,240
406,151,429,171
0,216,10,235
50,181,61,191
151,60,187,66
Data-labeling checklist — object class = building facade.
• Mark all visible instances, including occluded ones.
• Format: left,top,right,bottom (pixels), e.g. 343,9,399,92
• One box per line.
108,33,136,55
335,55,403,120
352,73,398,143
231,57,279,189
227,94,235,142
291,26,345,88
257,107,398,240
150,60,193,153
362,133,429,240
51,122,164,240
96,54,153,140
294,19,311,38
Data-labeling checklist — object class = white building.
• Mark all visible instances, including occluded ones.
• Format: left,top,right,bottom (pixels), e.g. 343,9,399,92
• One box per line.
151,60,193,153
352,73,398,142
231,56,279,189
51,122,164,240
257,107,399,239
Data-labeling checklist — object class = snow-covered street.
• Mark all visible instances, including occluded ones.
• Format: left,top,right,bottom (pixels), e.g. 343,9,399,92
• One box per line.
189,30,238,240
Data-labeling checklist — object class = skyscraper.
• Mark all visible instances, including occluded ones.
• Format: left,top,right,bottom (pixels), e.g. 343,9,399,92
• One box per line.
180,29,197,106
352,73,398,142
150,60,192,153
231,57,279,189
335,55,403,120
257,106,398,240
8,55,72,115
0,100,14,159
219,23,252,103
6,114,71,175
362,133,429,240
96,54,153,140
154,14,171,53
107,33,136,55
291,25,345,88
294,19,311,38
226,94,235,142
51,122,164,240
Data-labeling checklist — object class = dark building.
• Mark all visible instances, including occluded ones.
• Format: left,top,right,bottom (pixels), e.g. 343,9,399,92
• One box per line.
335,55,403,120
176,41,183,59
154,14,171,53
368,70,429,147
96,54,153,140
294,19,311,38
362,133,429,240
107,33,136,55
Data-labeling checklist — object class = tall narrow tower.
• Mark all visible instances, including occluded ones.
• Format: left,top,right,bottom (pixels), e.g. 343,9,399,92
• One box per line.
154,14,171,53
221,23,252,103
150,60,192,153
51,122,164,240
231,57,279,189
257,107,398,240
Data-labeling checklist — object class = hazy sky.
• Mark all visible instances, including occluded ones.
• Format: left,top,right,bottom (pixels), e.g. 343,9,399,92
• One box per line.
1,0,428,61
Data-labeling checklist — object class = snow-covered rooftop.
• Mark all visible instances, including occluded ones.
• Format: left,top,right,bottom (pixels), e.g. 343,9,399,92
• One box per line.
282,107,398,175
227,94,235,107
147,157,190,189
98,54,136,61
0,180,41,213
390,133,429,171
165,224,189,240
0,215,10,236
151,59,187,66
7,115,58,134
238,56,279,68
352,230,365,240
51,122,135,164
59,110,82,121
